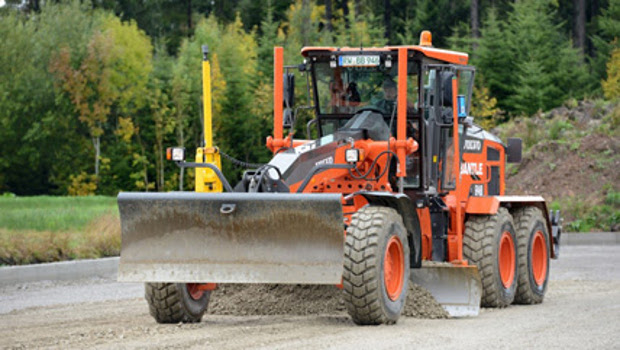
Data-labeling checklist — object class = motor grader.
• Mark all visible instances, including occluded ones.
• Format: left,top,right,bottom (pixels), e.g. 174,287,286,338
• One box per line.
117,31,562,325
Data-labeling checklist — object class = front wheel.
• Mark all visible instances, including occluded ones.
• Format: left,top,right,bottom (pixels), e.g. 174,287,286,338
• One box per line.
343,206,410,325
145,283,211,323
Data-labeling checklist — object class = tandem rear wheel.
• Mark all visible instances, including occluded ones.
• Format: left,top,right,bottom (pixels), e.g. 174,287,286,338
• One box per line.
512,206,550,304
145,282,211,323
343,206,410,325
463,207,518,307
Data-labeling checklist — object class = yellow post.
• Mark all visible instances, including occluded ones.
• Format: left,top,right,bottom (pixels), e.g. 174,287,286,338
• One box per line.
195,45,223,193
202,47,213,149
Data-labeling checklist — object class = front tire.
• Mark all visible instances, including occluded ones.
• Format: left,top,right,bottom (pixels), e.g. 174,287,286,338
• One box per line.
145,283,211,323
464,207,518,308
343,206,410,325
513,207,550,304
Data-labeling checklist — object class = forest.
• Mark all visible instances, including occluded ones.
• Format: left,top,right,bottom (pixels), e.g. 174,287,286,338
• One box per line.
0,0,618,196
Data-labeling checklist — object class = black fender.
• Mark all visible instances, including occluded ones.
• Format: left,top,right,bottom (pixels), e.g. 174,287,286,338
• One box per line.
356,192,422,268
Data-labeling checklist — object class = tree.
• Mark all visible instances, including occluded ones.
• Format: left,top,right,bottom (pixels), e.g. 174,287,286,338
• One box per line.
592,0,620,84
504,0,588,114
471,75,502,129
174,15,267,184
257,1,284,80
50,14,152,185
409,0,468,48
0,2,99,195
573,0,586,55
471,0,480,50
325,0,333,32
476,8,513,111
50,33,114,178
602,47,620,100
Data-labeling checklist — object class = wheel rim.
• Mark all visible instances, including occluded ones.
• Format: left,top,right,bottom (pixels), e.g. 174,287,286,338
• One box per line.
384,236,405,301
186,283,204,300
531,231,548,286
499,231,516,289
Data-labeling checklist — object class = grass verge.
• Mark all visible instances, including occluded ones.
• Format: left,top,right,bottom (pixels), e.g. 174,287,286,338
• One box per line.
0,196,120,265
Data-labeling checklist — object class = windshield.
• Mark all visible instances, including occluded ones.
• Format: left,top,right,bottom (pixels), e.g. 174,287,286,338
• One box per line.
314,61,399,115
314,61,419,116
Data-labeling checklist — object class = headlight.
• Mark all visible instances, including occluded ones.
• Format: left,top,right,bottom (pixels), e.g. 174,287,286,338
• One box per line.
345,148,360,163
166,147,186,161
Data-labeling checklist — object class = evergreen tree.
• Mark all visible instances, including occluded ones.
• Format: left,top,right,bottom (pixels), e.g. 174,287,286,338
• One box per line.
592,0,620,85
410,0,468,48
257,2,284,80
504,0,587,114
476,8,513,112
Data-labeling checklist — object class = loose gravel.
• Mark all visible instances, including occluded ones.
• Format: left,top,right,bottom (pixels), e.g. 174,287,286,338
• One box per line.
208,283,448,319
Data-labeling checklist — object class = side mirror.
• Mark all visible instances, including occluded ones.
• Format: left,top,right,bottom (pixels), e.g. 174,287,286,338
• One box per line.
507,138,522,163
282,73,295,129
440,71,454,107
283,73,295,108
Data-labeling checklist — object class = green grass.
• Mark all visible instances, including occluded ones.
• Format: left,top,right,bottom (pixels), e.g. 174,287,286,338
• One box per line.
0,196,117,232
553,190,620,232
0,196,120,265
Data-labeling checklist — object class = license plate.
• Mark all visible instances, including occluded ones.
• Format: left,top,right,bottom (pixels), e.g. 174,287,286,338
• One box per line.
339,55,380,67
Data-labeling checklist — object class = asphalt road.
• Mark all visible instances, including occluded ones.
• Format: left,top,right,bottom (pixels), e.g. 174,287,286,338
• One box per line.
1,245,619,349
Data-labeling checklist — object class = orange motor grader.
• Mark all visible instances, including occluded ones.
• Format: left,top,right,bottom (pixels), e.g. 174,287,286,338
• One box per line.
117,31,562,325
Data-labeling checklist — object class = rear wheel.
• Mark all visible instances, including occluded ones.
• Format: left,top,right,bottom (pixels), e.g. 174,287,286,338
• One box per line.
513,207,550,304
145,282,211,323
343,206,410,325
463,207,518,307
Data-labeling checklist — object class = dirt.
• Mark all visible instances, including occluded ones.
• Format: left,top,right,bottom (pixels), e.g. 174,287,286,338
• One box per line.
402,284,449,319
208,283,448,319
506,132,619,204
208,284,347,316
2,246,619,349
501,101,620,225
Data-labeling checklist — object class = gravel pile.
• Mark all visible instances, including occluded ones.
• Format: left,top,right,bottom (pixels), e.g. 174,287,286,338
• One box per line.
207,282,448,319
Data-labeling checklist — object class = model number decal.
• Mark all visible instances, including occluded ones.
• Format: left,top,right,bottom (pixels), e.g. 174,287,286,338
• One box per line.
460,162,484,176
295,142,317,154
463,139,482,152
315,156,334,167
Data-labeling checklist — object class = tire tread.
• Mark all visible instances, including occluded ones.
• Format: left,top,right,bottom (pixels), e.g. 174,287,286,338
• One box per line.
343,206,408,325
512,206,548,304
463,207,516,308
145,283,206,323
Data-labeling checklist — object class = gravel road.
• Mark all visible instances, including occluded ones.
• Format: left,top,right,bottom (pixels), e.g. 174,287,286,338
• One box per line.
2,245,619,349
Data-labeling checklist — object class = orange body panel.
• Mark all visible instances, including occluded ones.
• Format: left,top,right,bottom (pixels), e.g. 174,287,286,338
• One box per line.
287,138,418,195
396,48,408,177
416,207,432,260
466,196,501,214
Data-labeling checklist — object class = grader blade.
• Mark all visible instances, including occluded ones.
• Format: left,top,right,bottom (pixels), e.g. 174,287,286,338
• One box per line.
410,262,482,317
117,192,344,284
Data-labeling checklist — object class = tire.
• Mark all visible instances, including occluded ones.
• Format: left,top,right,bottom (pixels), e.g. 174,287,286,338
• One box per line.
513,207,550,304
145,283,211,323
463,207,518,308
343,206,410,325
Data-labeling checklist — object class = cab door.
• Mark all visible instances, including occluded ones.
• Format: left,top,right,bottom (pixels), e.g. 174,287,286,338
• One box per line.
421,64,475,193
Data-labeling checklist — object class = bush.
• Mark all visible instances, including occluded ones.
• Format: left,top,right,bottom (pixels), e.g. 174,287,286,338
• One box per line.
67,172,98,196
602,47,620,100
548,119,573,140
